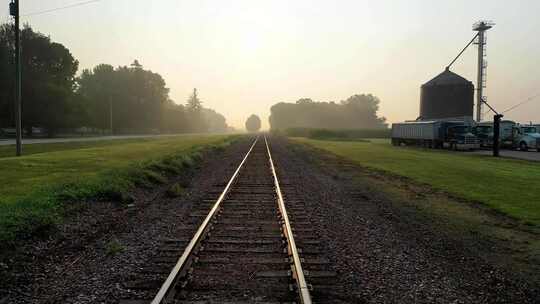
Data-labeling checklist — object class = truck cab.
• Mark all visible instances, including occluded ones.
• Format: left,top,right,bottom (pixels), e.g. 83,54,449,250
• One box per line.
472,124,493,147
445,125,479,150
513,126,540,152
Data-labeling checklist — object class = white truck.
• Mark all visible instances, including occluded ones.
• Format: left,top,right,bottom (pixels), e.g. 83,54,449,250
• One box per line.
473,121,540,152
514,125,540,152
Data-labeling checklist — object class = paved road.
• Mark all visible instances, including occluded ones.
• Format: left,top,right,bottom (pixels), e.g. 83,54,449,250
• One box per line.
467,149,540,162
0,134,184,146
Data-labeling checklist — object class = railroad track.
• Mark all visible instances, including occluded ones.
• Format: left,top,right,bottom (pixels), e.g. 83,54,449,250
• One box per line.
122,135,337,303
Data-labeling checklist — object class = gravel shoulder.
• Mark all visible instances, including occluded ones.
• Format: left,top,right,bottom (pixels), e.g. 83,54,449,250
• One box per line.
0,137,253,304
270,136,539,303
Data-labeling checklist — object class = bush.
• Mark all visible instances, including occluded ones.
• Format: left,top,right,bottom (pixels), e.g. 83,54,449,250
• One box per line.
283,128,391,140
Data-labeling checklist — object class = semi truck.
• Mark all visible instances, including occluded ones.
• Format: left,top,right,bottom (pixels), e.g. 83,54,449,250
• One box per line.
391,120,479,150
472,121,540,152
515,125,540,152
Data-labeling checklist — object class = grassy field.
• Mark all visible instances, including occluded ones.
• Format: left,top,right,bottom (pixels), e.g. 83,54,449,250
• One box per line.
0,139,148,158
0,135,236,243
293,138,540,226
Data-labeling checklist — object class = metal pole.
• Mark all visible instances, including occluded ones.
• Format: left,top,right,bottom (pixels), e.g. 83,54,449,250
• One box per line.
493,114,502,157
10,0,22,156
476,30,485,122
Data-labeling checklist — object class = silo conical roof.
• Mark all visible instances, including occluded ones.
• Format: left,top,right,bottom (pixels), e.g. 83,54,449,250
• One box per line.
423,68,471,86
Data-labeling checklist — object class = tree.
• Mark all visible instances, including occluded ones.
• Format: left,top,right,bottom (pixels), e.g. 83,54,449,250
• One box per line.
245,114,262,132
0,24,79,135
185,88,207,132
0,24,14,127
269,94,387,130
203,108,228,133
77,61,169,133
0,22,230,136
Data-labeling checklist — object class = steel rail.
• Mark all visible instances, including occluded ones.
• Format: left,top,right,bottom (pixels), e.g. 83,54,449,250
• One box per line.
151,136,259,304
264,135,313,304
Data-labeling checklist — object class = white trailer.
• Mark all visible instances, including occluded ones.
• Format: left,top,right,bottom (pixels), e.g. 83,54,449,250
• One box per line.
392,120,479,150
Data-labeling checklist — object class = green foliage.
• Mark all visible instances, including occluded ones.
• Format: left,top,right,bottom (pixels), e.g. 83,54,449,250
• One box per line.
296,138,540,226
0,135,234,244
269,94,387,130
0,24,229,135
245,114,262,132
105,239,125,256
0,24,79,135
166,183,185,198
283,128,391,140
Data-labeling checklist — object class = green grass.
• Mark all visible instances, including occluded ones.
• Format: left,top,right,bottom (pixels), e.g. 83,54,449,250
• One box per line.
0,135,236,243
0,139,149,158
293,138,540,226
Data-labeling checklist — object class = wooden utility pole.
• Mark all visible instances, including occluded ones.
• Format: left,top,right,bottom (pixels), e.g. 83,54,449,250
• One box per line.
10,0,22,156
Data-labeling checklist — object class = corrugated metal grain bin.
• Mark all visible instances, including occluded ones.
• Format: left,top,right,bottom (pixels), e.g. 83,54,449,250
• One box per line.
420,68,474,120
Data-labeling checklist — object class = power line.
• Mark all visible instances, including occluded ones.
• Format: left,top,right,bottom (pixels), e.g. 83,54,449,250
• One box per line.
502,92,540,114
22,0,102,17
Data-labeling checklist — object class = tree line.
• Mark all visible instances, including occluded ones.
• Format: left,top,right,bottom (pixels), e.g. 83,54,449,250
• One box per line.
0,24,229,136
269,94,388,130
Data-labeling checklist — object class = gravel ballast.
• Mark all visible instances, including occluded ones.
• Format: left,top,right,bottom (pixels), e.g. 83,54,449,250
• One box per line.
1,135,538,303
269,137,539,303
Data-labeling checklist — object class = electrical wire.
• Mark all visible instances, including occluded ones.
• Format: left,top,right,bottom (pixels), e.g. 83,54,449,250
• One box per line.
502,92,540,114
22,0,102,17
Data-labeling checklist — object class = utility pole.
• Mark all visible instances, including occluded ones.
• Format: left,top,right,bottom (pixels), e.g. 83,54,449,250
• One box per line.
493,114,503,157
109,96,113,135
10,0,22,156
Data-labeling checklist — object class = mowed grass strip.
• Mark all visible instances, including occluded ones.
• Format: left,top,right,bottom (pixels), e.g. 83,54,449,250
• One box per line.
293,138,540,226
0,135,235,243
0,138,147,158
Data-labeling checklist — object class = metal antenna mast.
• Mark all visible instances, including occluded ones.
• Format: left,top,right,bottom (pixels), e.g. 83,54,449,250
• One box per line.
473,21,494,122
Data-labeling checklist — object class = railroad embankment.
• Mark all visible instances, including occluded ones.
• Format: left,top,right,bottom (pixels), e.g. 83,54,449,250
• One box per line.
0,135,237,245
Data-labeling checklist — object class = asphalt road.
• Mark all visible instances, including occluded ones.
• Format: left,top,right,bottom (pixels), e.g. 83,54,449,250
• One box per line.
467,149,540,162
0,134,182,146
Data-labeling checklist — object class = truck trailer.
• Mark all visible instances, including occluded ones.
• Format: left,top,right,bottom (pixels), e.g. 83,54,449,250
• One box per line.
391,120,479,150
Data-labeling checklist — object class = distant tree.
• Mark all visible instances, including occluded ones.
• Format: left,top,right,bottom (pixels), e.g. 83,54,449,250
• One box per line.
269,94,387,130
27,27,79,135
0,22,230,136
77,61,169,133
0,24,13,127
185,88,207,132
245,114,262,132
161,99,188,133
186,88,202,112
203,108,228,133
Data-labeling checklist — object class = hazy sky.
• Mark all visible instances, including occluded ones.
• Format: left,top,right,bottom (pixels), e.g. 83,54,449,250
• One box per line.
2,0,539,129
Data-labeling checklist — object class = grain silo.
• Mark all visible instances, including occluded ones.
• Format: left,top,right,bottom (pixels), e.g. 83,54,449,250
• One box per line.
419,68,474,120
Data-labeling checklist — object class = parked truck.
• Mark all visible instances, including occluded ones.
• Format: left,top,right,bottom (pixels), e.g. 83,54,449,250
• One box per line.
391,120,479,150
472,121,540,152
472,120,516,148
514,125,540,152
472,123,493,147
